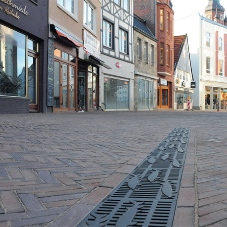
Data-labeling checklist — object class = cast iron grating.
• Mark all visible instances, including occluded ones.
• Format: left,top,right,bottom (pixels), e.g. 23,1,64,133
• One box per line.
77,128,190,227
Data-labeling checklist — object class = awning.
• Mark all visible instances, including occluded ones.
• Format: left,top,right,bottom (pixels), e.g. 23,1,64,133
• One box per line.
51,25,84,48
85,53,111,69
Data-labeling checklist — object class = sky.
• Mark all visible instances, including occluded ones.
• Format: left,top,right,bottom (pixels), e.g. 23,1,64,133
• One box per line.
171,0,227,21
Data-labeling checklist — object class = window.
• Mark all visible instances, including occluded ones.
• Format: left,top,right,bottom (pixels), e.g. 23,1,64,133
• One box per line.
144,42,148,63
160,43,164,64
123,0,129,11
151,44,154,65
160,9,164,30
167,45,170,65
114,0,119,4
206,32,210,47
57,0,75,14
84,0,94,31
119,29,127,54
219,60,223,76
137,38,142,60
167,11,170,32
219,37,223,51
206,57,210,74
103,20,113,48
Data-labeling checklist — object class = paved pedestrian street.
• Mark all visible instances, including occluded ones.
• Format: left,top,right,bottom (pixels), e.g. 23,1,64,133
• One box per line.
0,111,227,227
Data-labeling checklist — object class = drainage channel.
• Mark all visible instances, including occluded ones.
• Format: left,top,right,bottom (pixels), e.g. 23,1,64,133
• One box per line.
77,128,190,227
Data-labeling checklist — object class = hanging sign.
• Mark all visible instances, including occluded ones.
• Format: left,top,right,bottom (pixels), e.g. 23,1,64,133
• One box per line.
104,78,109,82
191,81,196,88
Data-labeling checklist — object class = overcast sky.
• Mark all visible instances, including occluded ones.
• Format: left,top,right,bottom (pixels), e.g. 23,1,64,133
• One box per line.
171,0,227,21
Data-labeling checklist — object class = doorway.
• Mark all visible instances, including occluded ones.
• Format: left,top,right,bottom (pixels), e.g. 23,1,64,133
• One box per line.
54,61,75,111
157,84,169,108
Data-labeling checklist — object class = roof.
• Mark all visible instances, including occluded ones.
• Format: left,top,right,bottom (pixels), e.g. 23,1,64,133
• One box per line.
200,14,227,29
174,35,185,65
134,14,157,42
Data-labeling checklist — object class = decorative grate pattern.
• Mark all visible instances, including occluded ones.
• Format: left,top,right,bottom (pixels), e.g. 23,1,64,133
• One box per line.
77,128,189,227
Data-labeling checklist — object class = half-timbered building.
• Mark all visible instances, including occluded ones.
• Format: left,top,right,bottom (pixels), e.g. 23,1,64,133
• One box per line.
100,0,134,111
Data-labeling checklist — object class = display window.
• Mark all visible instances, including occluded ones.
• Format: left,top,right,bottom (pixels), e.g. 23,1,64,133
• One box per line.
137,78,154,110
0,24,39,111
104,77,129,110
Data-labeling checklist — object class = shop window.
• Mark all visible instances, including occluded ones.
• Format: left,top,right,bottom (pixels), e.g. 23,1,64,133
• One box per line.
62,51,69,60
84,0,94,31
206,32,210,47
0,24,26,97
160,43,164,64
137,38,142,60
213,87,219,110
206,57,210,74
218,60,223,76
144,42,148,63
151,44,154,65
119,29,128,54
219,37,223,51
57,0,77,17
103,20,113,49
160,9,164,30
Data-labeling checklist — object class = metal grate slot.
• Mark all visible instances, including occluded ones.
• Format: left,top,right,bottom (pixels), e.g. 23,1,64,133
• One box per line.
77,128,189,227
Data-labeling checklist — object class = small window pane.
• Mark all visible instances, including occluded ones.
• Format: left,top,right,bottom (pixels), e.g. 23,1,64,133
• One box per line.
123,0,129,11
206,32,210,47
54,48,61,58
62,52,68,60
28,39,38,51
88,65,92,72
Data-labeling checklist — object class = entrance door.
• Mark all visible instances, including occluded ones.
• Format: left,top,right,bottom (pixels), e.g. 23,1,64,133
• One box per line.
157,84,169,108
54,61,75,111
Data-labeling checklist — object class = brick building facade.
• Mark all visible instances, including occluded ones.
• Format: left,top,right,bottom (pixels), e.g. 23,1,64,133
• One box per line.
134,0,174,109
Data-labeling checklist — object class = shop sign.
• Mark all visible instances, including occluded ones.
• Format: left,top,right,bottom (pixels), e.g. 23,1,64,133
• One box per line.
0,0,29,19
160,79,167,86
175,78,180,85
191,81,196,88
104,78,109,82
116,62,122,68
83,30,100,59
124,82,128,85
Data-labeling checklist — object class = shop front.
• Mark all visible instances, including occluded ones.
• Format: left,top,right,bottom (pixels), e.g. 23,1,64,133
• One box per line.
157,79,172,108
205,86,227,110
134,76,155,111
175,90,193,110
0,0,48,113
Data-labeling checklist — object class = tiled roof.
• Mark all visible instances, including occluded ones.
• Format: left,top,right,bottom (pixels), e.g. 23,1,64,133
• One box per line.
134,14,155,39
174,35,185,65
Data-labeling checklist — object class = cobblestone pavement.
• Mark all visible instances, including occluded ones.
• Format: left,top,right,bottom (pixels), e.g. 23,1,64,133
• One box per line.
0,111,227,227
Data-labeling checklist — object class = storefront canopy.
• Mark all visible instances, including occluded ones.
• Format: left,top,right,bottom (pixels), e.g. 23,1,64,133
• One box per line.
86,54,111,69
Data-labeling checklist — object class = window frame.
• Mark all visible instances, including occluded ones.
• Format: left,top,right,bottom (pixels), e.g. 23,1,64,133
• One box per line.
167,11,170,32
218,59,223,76
151,44,154,65
144,42,148,63
119,28,128,54
160,8,164,30
57,0,78,20
160,43,164,64
137,38,142,60
219,37,223,51
103,20,113,49
167,44,170,66
206,57,211,74
206,32,210,48
123,0,129,11
83,0,94,32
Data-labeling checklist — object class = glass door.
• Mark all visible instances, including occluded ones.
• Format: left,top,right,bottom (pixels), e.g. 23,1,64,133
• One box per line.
78,72,86,110
93,75,97,110
28,56,37,106
157,84,169,108
54,61,75,111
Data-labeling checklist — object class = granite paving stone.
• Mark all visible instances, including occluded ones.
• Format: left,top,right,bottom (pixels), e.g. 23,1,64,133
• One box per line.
0,111,227,226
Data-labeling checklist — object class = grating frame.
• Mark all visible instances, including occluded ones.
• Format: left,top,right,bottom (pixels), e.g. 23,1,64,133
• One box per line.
77,128,190,227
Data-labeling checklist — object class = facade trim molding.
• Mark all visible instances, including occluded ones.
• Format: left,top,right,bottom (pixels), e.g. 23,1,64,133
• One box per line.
134,71,159,80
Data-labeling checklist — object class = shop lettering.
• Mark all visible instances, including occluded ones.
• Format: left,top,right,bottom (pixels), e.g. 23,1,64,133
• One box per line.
4,6,20,19
1,0,28,16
